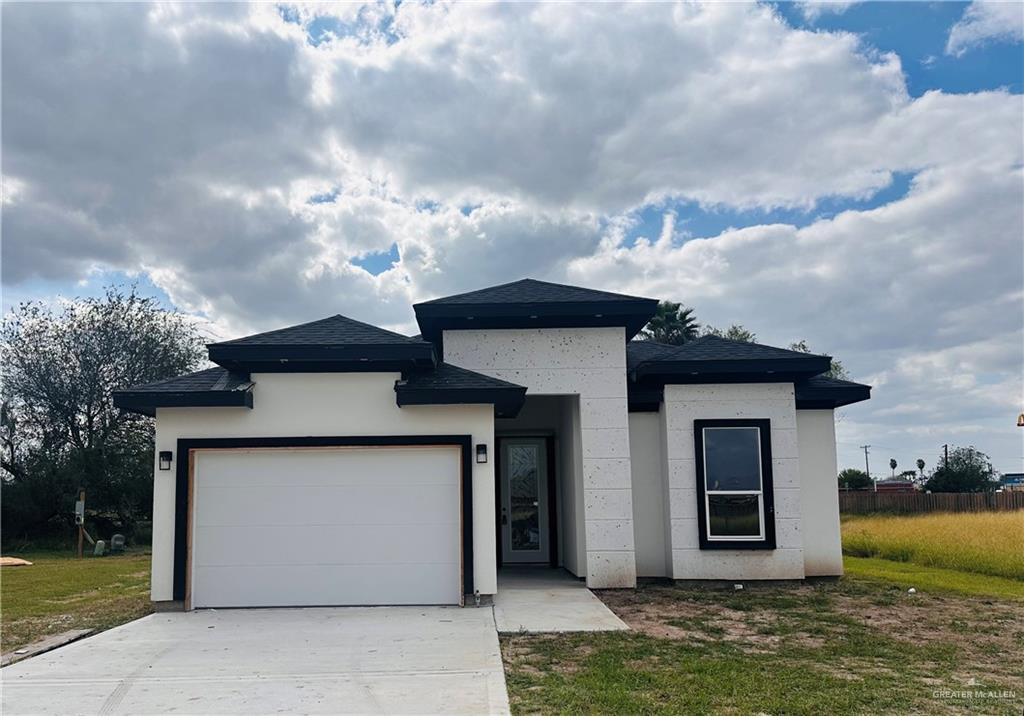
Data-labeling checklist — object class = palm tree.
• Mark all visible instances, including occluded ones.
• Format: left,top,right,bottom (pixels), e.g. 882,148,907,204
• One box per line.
641,301,699,345
889,458,897,477
916,458,925,480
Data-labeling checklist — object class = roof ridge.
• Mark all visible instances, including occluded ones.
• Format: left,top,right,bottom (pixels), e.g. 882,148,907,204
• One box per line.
417,277,655,305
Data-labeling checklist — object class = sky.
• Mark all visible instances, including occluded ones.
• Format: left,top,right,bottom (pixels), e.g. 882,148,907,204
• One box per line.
2,1,1022,476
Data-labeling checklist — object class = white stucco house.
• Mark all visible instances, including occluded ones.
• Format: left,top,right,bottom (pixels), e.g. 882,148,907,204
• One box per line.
114,279,870,610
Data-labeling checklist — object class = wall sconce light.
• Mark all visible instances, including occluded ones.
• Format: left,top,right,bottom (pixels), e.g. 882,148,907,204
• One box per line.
1018,413,1024,428
159,451,173,471
476,444,488,464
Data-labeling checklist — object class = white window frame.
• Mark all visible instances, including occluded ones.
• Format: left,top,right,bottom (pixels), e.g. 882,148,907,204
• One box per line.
701,425,766,542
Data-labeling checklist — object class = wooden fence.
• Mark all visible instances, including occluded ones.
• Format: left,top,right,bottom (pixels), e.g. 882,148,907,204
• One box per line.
839,490,1024,515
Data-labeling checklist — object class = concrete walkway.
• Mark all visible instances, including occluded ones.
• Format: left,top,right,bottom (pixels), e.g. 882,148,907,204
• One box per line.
493,568,629,633
2,607,510,715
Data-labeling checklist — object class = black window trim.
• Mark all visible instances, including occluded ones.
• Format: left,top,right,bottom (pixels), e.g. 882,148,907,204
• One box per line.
693,418,776,550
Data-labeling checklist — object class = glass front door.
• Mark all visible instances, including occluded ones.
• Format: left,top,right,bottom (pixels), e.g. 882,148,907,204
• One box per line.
500,438,549,564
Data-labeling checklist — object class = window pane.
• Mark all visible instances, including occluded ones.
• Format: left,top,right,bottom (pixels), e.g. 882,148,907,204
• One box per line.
708,494,761,537
508,444,541,551
704,427,761,491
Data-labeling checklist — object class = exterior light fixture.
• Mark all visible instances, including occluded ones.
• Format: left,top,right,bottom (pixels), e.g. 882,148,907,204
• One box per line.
476,444,488,464
1018,413,1024,427
159,451,173,471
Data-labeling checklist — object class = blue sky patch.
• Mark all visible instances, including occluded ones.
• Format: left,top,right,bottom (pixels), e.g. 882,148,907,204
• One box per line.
351,243,400,275
623,171,915,247
2,270,179,314
773,2,1023,96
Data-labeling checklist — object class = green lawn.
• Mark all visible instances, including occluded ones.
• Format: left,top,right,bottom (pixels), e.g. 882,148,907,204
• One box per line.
1,551,153,652
502,563,1024,715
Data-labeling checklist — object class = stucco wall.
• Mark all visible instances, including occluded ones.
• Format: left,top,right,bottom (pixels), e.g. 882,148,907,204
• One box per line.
661,383,805,580
796,409,843,576
444,327,636,588
150,372,496,602
628,412,667,577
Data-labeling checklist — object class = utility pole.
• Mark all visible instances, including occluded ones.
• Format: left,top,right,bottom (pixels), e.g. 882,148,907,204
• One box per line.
861,445,872,491
75,489,86,558
943,443,949,468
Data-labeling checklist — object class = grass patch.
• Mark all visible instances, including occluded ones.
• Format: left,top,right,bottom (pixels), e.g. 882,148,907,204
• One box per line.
841,512,1024,580
1,550,152,652
503,576,1024,715
844,555,1024,601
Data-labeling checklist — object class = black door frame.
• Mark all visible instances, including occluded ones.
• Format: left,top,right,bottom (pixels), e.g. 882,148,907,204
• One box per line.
495,435,558,568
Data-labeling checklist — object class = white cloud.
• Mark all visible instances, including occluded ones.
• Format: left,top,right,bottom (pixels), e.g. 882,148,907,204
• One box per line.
795,1,858,23
946,1,1024,56
2,1,1022,470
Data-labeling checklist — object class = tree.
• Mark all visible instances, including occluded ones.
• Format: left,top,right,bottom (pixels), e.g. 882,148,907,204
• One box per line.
702,324,757,343
1,287,205,542
788,340,850,380
838,468,872,490
923,446,999,493
916,458,925,479
889,458,897,477
641,301,700,345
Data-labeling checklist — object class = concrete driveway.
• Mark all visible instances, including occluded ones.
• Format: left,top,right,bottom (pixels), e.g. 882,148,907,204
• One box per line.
1,607,510,715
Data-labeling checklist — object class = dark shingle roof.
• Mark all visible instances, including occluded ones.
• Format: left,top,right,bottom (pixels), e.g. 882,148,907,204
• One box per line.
418,278,654,305
124,367,252,393
627,340,681,371
395,363,527,417
794,374,871,408
400,363,525,391
661,335,830,363
207,314,435,371
113,367,254,416
213,314,426,347
414,278,658,341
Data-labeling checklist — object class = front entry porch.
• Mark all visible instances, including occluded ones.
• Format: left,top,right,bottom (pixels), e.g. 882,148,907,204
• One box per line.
493,568,628,633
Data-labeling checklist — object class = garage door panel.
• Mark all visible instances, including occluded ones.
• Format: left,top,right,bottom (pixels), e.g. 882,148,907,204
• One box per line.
196,449,459,488
192,562,460,607
195,483,458,527
193,522,461,567
190,446,463,607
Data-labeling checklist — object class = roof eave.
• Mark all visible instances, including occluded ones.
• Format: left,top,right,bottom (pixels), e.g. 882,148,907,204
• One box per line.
395,385,527,418
208,343,435,371
112,389,254,416
635,356,833,381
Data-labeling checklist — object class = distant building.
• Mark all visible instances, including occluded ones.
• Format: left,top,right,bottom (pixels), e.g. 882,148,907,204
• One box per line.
1002,473,1024,492
874,478,917,493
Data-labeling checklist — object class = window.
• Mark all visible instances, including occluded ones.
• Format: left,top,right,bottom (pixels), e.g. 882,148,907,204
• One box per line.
694,419,776,550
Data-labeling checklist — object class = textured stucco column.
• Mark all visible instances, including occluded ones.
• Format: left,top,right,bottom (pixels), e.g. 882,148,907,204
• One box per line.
444,327,638,588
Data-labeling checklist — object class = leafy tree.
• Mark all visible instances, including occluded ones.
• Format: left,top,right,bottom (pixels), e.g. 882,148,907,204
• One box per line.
1,287,205,543
788,340,850,380
702,324,757,343
641,301,700,345
923,446,999,493
916,458,925,478
838,468,872,490
889,458,897,477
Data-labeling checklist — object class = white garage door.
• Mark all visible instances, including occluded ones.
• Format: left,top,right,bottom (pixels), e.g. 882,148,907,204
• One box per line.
190,446,462,608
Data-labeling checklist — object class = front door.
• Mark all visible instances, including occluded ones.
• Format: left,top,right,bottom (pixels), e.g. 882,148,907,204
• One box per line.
500,438,549,564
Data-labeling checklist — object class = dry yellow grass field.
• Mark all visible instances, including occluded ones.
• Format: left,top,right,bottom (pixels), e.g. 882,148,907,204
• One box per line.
841,511,1024,581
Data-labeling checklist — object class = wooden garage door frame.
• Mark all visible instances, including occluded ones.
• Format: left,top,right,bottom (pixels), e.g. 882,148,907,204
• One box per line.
173,435,474,606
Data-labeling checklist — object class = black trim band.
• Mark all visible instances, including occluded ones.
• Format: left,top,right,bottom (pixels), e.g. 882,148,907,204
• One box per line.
693,419,776,551
173,435,474,604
